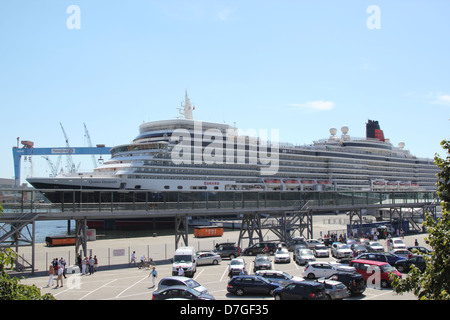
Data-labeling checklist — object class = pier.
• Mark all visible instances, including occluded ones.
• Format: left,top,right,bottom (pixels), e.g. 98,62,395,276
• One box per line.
0,189,438,273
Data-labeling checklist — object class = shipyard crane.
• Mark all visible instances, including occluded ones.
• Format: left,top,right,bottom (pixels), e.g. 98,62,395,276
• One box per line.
83,123,98,168
60,122,76,173
41,155,62,177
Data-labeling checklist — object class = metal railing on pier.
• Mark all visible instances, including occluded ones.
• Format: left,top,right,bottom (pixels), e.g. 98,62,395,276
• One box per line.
1,189,438,214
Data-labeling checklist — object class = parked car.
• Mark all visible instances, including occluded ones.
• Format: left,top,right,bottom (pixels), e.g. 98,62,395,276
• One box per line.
274,247,291,263
214,242,241,259
152,285,215,300
243,241,278,255
331,243,353,259
272,280,327,300
395,255,427,273
195,251,222,265
305,239,323,249
365,241,384,253
303,261,355,279
228,258,247,277
390,249,411,259
253,254,272,272
356,252,405,266
286,237,307,251
294,248,316,266
316,278,350,300
313,244,330,258
157,276,208,294
227,275,281,296
391,238,407,249
255,270,303,285
407,246,433,256
350,243,368,256
326,272,366,296
349,259,401,288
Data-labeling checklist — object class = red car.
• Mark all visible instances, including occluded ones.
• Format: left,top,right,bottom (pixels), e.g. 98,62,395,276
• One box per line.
349,259,401,288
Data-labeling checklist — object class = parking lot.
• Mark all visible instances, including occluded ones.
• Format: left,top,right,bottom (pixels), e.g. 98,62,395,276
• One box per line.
20,229,426,301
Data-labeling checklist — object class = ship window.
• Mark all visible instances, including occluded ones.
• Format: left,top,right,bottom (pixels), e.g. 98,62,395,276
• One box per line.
135,185,141,189
164,186,170,190
177,186,183,189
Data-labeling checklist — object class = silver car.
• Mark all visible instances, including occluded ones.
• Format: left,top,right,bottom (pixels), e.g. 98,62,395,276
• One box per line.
157,276,208,294
317,279,350,300
295,248,316,266
196,251,222,265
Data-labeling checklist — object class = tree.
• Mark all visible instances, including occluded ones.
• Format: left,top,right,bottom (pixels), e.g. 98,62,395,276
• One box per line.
391,139,450,300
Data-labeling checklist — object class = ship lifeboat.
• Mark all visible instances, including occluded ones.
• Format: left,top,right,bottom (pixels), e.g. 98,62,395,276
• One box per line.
411,183,419,189
372,180,385,189
317,180,332,185
399,182,410,189
284,180,300,189
264,179,282,189
301,180,316,185
387,181,398,190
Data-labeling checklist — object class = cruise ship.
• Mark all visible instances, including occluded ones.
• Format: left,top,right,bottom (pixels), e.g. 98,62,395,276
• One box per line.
27,92,439,202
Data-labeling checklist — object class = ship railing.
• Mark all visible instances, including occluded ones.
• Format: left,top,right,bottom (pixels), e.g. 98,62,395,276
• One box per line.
0,189,438,215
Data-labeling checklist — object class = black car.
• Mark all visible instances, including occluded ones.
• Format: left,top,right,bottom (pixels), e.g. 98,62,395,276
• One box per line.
356,252,405,266
395,255,427,273
407,246,433,255
326,273,366,296
253,254,272,272
272,280,326,300
243,242,279,255
152,285,215,300
227,275,282,296
214,242,241,259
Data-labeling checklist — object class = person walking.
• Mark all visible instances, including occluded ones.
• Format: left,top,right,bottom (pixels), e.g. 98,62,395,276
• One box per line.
55,261,64,288
130,251,136,267
149,266,158,288
45,264,55,287
60,257,67,279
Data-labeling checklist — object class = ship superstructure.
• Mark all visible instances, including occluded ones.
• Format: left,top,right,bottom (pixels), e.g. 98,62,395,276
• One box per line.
27,93,438,197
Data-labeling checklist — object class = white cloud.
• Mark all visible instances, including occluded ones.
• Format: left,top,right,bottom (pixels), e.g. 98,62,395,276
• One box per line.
430,93,450,106
288,100,335,111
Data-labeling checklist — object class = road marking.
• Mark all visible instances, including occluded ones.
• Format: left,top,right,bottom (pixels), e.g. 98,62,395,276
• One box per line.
79,279,117,300
114,275,148,299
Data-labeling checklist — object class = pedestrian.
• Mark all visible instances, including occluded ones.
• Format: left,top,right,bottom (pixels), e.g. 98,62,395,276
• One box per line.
81,257,87,275
177,266,184,276
94,255,98,272
130,251,136,266
45,264,55,287
148,266,158,288
414,239,419,246
55,262,64,288
60,257,67,279
89,256,95,275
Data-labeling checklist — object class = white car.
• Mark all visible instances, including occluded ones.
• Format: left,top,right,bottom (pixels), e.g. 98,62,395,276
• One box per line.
305,239,323,249
303,261,355,279
390,249,410,258
274,248,291,263
313,244,330,258
331,243,353,258
228,258,246,277
391,238,407,250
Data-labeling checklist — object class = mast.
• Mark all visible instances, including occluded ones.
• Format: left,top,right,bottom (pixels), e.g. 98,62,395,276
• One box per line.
177,90,194,120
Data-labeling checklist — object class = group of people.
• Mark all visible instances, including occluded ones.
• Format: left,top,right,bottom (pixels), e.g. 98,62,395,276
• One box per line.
77,254,98,275
45,257,67,288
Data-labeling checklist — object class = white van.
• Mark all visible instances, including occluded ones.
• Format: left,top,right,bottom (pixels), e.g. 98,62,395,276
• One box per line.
172,246,197,277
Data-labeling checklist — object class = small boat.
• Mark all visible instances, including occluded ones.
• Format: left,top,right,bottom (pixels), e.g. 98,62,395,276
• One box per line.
264,179,282,189
283,180,300,189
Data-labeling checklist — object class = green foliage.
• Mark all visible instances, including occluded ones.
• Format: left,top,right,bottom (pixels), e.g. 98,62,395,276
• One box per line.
391,139,450,300
0,248,55,300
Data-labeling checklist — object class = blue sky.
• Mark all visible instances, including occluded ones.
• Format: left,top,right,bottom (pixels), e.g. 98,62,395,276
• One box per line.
0,1,449,184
